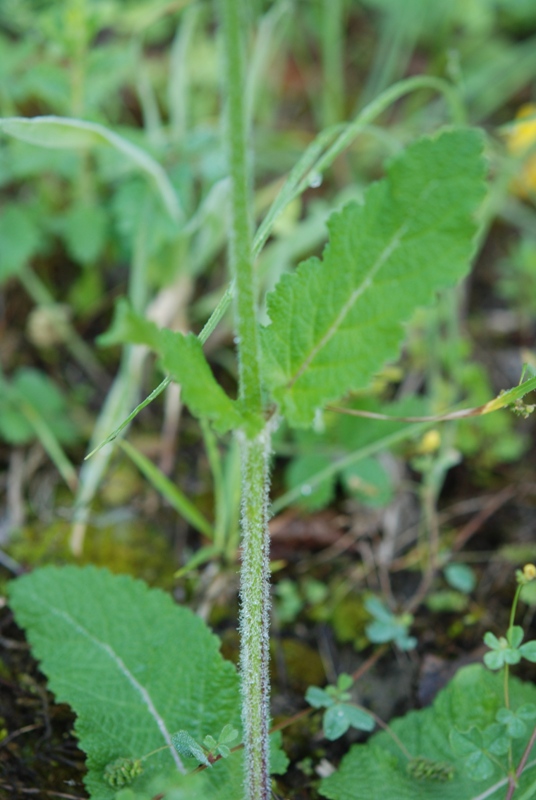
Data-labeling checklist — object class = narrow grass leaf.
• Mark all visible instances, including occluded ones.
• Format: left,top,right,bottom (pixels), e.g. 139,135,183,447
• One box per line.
118,439,214,539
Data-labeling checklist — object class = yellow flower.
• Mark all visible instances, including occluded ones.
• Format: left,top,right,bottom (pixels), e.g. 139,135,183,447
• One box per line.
522,563,536,582
506,104,536,197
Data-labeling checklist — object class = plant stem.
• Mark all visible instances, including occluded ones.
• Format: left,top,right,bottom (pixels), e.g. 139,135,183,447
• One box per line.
239,429,272,800
321,0,345,127
221,1,271,798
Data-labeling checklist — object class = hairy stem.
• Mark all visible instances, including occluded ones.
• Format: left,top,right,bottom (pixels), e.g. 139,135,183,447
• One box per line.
222,0,262,416
238,428,272,800
221,1,271,797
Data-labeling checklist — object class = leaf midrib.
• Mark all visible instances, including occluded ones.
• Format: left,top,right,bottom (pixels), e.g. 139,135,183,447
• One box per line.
286,222,408,391
35,595,186,773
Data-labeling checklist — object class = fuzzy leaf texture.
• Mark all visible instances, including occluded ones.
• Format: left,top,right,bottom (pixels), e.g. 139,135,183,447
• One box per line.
100,300,243,433
261,129,487,427
319,664,536,800
8,566,248,800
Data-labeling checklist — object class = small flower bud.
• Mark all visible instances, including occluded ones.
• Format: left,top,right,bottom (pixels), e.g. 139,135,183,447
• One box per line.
104,757,143,787
418,429,441,455
523,563,536,581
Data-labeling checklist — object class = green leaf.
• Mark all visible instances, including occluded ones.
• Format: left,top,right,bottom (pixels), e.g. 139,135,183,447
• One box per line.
337,674,354,692
261,129,486,427
285,453,335,511
319,664,536,800
8,566,242,799
100,301,243,433
340,457,392,508
342,705,376,733
443,563,476,594
449,728,494,781
172,731,211,768
0,204,41,282
324,704,352,740
495,708,527,739
306,686,333,709
483,649,508,670
508,625,524,649
365,596,416,650
218,725,239,745
483,723,510,755
58,202,108,265
0,369,79,489
520,640,536,662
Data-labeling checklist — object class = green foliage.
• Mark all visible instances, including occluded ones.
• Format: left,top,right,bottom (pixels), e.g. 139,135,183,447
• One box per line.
4,4,536,800
8,566,244,799
306,674,375,741
497,239,536,320
319,665,536,800
364,596,416,650
261,129,486,427
0,116,182,222
443,563,476,594
0,203,41,282
483,625,536,670
172,724,239,767
100,300,245,434
0,367,78,445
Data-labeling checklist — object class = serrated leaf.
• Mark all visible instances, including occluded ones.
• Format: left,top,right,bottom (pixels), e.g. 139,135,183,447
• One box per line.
261,129,486,427
172,731,211,768
100,301,243,433
8,566,242,800
319,665,536,800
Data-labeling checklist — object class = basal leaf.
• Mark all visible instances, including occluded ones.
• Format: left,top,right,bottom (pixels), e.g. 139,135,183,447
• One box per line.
8,566,242,800
261,129,487,427
100,301,243,433
319,665,536,800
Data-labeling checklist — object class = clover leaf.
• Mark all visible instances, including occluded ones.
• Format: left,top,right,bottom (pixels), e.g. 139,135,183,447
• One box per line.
306,674,375,741
496,704,536,739
449,728,495,781
483,625,536,670
365,596,416,651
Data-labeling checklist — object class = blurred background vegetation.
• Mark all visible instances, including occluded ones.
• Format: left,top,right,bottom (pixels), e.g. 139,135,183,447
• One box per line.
1,0,536,797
